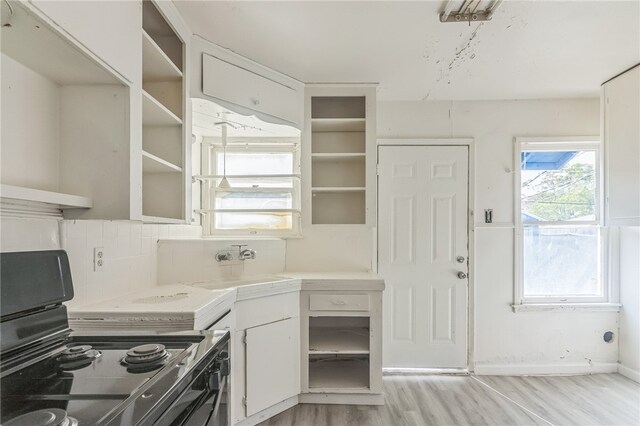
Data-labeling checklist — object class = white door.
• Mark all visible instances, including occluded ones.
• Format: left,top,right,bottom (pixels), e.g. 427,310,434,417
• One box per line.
378,145,468,368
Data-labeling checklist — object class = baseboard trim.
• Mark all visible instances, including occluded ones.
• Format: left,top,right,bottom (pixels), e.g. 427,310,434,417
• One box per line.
236,395,299,426
299,393,384,406
383,367,469,375
618,364,640,383
473,362,618,376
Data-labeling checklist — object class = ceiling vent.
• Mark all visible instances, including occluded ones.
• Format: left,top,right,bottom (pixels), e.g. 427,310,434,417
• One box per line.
439,0,503,23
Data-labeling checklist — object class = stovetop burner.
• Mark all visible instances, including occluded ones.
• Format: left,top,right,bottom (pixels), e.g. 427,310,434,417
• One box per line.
121,343,170,373
56,345,102,371
3,408,78,426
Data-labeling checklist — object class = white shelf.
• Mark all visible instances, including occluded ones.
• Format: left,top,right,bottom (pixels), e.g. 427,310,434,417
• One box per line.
308,358,370,390
142,90,182,127
312,187,366,193
0,184,92,209
142,215,185,224
311,118,365,132
142,30,182,82
309,327,370,354
142,151,182,173
312,153,365,161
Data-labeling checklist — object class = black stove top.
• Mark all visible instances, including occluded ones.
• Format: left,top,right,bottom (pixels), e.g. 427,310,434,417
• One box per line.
0,251,230,426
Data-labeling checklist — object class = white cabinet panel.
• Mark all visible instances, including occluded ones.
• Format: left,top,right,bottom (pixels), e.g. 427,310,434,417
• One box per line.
30,0,141,83
202,53,300,125
604,65,640,225
246,317,300,416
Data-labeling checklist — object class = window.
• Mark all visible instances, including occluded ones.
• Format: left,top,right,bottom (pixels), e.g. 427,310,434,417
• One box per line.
200,139,301,236
515,137,606,304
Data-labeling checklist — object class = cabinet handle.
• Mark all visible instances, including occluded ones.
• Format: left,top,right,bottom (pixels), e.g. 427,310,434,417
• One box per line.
330,298,347,306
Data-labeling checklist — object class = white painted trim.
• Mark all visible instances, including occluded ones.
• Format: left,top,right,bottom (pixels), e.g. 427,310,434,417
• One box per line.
474,362,618,376
235,395,299,426
511,303,621,313
376,138,476,372
383,367,468,375
298,393,384,406
377,138,474,146
618,364,640,383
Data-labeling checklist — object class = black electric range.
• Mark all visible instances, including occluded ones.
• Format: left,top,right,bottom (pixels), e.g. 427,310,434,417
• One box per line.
0,250,230,426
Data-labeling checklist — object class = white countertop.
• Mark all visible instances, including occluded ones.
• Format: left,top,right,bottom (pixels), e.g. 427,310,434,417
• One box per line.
68,272,384,328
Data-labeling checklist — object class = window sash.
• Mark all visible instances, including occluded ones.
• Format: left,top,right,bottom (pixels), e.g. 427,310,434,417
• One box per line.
514,137,606,304
201,142,301,236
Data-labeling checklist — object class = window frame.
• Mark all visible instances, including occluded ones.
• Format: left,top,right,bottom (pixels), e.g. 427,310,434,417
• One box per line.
200,137,302,238
514,136,608,305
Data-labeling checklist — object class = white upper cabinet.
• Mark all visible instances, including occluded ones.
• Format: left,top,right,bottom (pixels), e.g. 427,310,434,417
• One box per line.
202,54,301,127
603,65,640,225
192,36,304,128
29,0,142,83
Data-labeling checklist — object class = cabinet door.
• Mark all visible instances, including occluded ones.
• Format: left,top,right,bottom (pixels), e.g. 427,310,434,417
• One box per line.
245,317,300,416
202,53,301,125
30,0,141,83
604,66,640,225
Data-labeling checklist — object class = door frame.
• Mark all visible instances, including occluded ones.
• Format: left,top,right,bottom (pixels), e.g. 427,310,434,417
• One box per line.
376,138,476,371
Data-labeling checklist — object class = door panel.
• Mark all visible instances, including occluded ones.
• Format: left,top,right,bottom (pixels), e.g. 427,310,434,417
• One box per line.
245,317,299,416
379,145,468,368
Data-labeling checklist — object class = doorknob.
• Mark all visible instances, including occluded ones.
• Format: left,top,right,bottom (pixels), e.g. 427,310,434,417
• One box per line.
457,271,467,279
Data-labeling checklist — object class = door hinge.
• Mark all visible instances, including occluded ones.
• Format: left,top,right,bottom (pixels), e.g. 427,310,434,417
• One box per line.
242,396,247,407
376,164,380,175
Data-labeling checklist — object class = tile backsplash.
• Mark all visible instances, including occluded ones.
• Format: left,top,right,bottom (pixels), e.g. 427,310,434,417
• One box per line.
157,239,286,285
2,218,287,308
59,221,202,308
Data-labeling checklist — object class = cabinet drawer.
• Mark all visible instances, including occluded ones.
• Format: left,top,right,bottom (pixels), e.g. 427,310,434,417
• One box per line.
309,294,369,312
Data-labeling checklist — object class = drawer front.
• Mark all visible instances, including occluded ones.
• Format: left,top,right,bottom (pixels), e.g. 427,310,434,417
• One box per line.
309,294,370,311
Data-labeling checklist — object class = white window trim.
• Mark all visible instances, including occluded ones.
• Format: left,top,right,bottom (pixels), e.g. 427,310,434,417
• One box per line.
513,136,614,309
199,137,302,238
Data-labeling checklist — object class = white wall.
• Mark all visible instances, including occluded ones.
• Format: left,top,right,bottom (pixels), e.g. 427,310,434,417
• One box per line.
618,226,640,381
378,98,619,373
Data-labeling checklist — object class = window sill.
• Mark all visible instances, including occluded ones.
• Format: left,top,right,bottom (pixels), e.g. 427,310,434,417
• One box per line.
511,303,621,313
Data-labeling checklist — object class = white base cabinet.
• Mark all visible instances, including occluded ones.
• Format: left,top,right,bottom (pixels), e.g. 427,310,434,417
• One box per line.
300,287,384,405
246,317,300,416
230,291,300,426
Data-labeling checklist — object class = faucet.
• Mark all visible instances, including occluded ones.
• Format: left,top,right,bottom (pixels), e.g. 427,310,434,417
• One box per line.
232,245,257,260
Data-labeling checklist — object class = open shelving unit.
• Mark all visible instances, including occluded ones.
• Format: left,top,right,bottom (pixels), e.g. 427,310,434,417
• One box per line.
307,316,371,391
311,96,367,225
141,0,185,222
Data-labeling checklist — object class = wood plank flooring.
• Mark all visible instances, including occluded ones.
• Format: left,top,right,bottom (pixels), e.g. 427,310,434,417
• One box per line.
258,374,640,426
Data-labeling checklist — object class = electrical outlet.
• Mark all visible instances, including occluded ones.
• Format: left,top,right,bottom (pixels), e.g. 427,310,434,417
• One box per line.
93,247,105,272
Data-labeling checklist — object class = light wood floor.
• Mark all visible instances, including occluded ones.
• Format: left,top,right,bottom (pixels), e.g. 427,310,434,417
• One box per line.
258,374,640,426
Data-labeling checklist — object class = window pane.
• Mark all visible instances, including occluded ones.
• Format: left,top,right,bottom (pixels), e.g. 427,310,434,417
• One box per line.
215,212,293,230
521,150,596,222
523,225,601,297
215,191,292,210
217,151,293,175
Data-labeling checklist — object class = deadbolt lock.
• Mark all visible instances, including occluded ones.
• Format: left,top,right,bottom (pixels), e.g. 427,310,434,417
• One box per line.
456,256,465,263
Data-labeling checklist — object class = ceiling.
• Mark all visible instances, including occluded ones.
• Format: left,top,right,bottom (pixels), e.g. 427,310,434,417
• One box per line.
174,1,640,101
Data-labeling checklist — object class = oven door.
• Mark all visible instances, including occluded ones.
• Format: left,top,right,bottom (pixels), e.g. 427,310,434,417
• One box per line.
182,348,229,426
183,374,227,426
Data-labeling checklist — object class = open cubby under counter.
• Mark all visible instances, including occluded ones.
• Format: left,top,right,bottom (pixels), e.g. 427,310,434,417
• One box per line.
308,356,370,391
